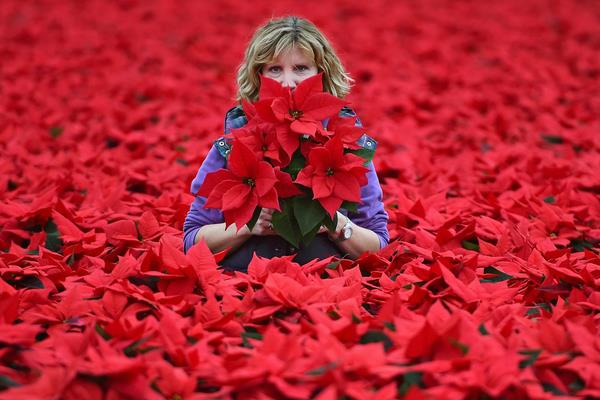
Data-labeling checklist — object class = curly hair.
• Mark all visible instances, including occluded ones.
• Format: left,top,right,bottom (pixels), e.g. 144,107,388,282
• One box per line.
236,16,353,102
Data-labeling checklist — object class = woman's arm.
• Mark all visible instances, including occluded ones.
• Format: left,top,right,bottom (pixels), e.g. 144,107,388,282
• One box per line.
327,211,381,258
346,161,390,247
193,208,276,253
183,146,227,253
195,223,252,253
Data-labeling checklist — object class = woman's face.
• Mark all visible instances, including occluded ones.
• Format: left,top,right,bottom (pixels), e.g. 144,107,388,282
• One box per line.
261,46,318,89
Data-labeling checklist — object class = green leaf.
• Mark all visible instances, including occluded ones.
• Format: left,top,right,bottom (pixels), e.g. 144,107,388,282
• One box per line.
480,266,513,283
328,310,341,320
568,377,585,392
541,134,564,144
322,212,337,231
518,349,541,369
7,180,18,191
10,275,44,289
0,375,20,389
35,331,49,342
359,330,393,351
478,323,489,335
49,126,64,138
341,201,358,213
461,238,480,251
306,362,337,376
128,276,159,292
543,196,555,204
134,221,143,241
448,338,469,355
293,196,326,236
246,206,262,231
298,220,322,247
124,337,151,357
526,307,540,316
384,321,396,332
95,323,112,341
398,372,423,396
283,149,306,180
241,327,263,349
349,148,375,163
44,219,63,253
325,260,340,270
272,200,301,247
570,238,594,252
542,382,565,395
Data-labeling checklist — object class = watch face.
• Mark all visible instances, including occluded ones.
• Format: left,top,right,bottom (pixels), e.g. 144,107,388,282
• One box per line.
342,225,352,240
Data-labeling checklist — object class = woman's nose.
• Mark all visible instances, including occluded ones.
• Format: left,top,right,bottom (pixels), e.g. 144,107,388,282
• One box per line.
280,72,298,88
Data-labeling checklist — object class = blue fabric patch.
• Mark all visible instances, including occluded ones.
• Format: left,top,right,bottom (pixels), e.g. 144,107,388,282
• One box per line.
357,134,377,150
213,137,231,158
224,106,247,134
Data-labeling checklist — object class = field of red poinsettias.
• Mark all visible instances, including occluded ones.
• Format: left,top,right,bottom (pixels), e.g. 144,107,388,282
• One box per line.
1,0,600,398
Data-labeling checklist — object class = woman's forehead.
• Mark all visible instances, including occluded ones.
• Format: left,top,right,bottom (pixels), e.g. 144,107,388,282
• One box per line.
268,43,315,63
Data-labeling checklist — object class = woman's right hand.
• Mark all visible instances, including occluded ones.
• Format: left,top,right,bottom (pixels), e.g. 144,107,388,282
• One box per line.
247,208,277,236
195,209,276,253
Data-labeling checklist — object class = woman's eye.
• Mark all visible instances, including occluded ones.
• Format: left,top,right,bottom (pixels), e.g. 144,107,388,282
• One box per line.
295,65,309,72
267,66,281,73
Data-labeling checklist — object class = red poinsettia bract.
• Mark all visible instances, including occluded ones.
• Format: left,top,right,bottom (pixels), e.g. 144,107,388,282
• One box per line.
295,137,369,218
254,73,348,159
197,140,279,229
232,122,283,165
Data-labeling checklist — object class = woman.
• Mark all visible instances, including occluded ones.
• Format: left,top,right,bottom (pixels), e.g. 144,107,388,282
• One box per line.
184,16,388,271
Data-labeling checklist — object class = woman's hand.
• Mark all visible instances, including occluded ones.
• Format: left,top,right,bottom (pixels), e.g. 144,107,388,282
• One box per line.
317,211,346,237
248,208,277,236
319,211,381,258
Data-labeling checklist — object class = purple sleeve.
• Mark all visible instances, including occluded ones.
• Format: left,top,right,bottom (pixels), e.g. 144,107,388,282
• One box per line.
349,161,389,249
183,146,226,253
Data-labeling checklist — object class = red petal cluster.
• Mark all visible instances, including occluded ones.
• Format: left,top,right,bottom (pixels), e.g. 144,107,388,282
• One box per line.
233,123,283,165
254,73,348,159
1,0,599,398
199,70,362,231
197,140,279,228
296,138,369,218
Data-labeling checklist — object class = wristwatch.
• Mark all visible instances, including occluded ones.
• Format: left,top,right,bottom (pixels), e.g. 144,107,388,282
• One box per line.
338,217,353,241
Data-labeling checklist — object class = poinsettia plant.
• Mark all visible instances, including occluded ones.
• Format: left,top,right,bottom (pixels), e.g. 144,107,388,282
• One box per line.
197,73,372,247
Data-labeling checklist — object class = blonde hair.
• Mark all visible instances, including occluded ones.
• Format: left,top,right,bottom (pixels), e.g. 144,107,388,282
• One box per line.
236,16,353,102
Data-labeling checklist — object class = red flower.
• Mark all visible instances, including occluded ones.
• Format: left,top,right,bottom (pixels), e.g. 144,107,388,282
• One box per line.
254,73,348,159
295,137,369,218
325,114,365,150
233,122,284,165
197,140,279,229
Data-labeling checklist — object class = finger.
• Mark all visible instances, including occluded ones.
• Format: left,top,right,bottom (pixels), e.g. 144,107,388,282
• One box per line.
259,209,273,220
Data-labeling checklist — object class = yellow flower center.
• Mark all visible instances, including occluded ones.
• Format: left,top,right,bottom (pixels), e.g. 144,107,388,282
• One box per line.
289,109,303,119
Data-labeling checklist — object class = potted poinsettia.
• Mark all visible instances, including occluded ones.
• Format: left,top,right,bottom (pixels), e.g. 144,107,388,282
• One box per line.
197,73,373,247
